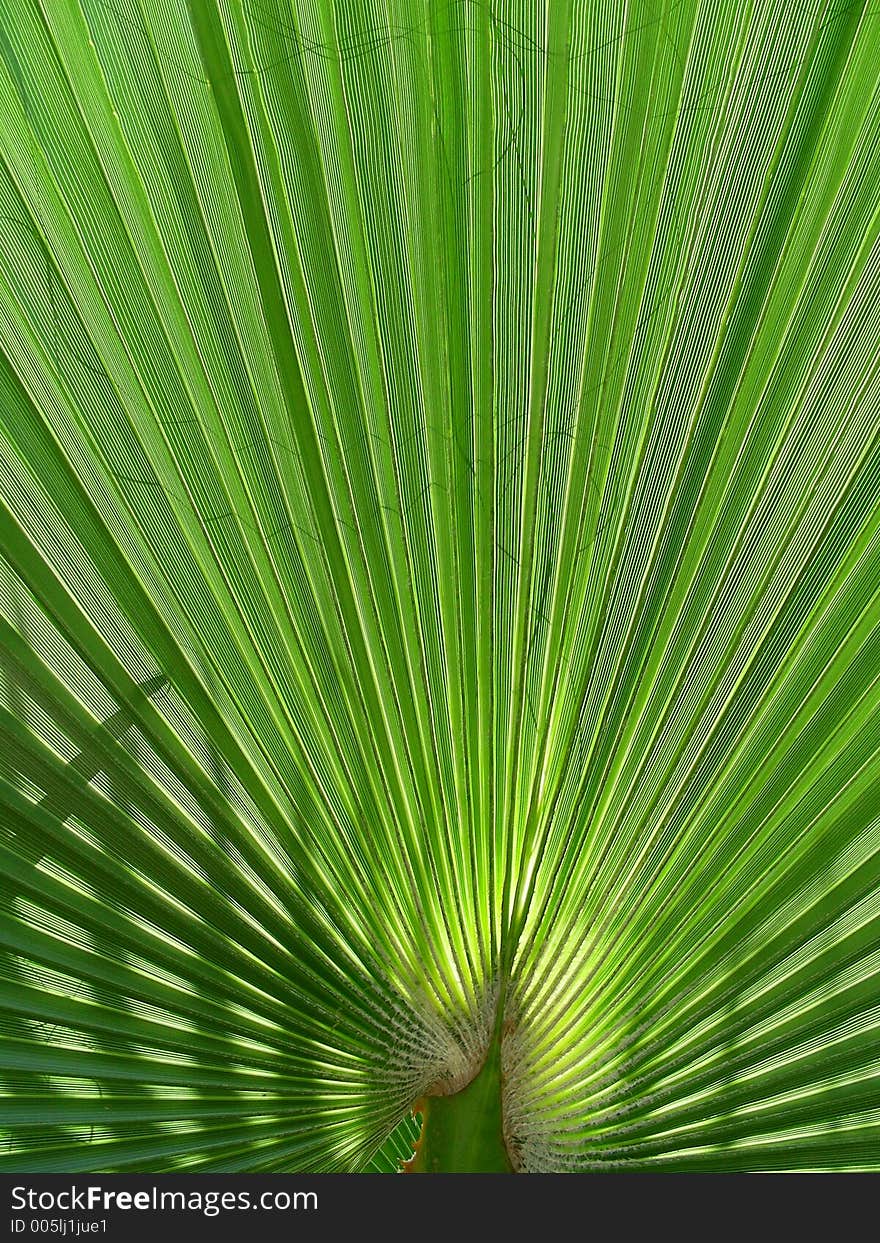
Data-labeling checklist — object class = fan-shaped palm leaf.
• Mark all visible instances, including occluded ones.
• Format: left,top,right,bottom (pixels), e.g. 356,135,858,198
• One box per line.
1,0,879,1172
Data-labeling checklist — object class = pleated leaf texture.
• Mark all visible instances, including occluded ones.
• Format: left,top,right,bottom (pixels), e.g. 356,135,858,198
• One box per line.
1,0,880,1173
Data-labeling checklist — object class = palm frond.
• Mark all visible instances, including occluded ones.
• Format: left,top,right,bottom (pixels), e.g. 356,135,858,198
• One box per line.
1,0,879,1171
